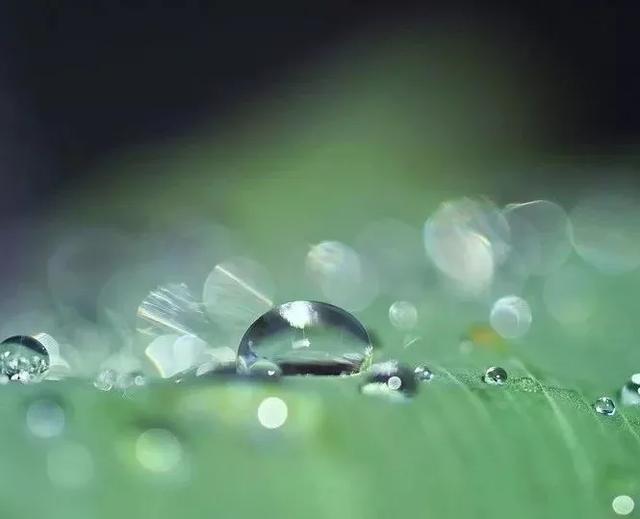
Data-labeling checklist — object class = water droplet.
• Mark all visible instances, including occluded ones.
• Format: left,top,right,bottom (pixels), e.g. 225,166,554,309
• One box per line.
571,193,640,273
388,301,418,330
257,397,288,429
490,296,532,339
612,495,635,515
93,368,117,391
414,365,434,382
594,396,616,416
620,377,640,406
0,335,50,381
25,399,65,439
47,442,94,489
238,301,372,376
503,200,572,276
145,334,209,378
482,366,507,385
360,361,418,400
136,428,183,473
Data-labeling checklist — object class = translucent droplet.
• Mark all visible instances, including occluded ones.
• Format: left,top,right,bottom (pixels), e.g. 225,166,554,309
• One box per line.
414,365,434,382
503,200,572,276
489,296,532,339
0,335,50,381
360,361,418,400
482,366,507,385
571,193,640,273
136,428,183,473
306,241,378,311
93,368,117,391
388,301,418,330
238,301,373,376
593,396,616,416
424,198,506,296
257,397,288,429
145,334,208,379
25,399,65,439
612,495,635,515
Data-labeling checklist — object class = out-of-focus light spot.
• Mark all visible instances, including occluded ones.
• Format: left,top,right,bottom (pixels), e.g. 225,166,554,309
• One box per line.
257,397,288,429
47,442,94,489
306,241,378,311
388,301,418,330
571,193,640,273
464,323,506,352
26,399,65,439
489,295,532,339
424,198,507,297
612,495,635,515
502,200,571,276
135,429,183,473
543,264,597,325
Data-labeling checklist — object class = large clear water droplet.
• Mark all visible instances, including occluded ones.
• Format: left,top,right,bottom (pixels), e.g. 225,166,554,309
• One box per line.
482,366,507,385
238,300,372,376
0,335,50,382
360,360,418,400
593,396,616,416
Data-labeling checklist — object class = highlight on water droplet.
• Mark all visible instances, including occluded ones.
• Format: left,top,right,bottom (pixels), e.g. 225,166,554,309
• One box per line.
25,398,65,439
360,360,418,401
489,296,532,339
414,365,433,382
257,396,288,429
593,396,616,416
482,366,507,385
612,495,635,515
136,428,183,473
238,300,372,376
388,301,418,331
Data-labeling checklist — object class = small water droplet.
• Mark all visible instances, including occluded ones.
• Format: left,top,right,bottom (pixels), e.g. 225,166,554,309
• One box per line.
594,396,616,416
360,361,418,400
482,366,507,385
612,495,635,515
414,365,433,382
238,301,373,376
93,369,117,391
25,399,65,439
